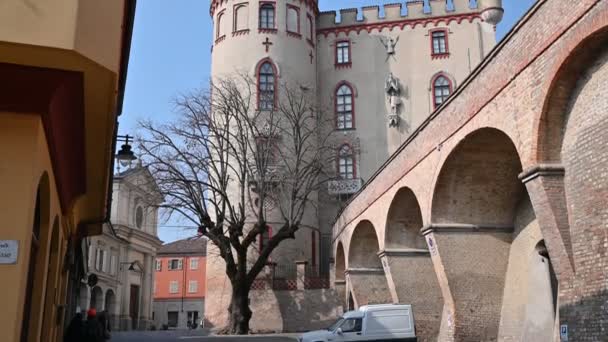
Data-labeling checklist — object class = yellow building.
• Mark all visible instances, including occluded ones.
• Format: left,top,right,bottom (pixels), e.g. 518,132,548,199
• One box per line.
0,1,136,341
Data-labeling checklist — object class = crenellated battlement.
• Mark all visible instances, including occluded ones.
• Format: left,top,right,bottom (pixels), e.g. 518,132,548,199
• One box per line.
317,0,502,35
210,0,320,18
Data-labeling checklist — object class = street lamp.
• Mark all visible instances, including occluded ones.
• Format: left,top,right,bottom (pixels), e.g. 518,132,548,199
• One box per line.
116,134,137,169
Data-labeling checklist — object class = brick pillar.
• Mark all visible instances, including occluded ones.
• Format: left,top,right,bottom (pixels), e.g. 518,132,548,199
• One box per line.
422,231,456,342
422,224,513,342
329,259,336,288
377,251,399,303
519,164,575,279
296,260,308,290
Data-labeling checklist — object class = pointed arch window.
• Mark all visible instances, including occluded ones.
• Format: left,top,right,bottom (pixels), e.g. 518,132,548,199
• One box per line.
258,61,276,110
338,144,355,179
336,84,354,130
433,75,452,108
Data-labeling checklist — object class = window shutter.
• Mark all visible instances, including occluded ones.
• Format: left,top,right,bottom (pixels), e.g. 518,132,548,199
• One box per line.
178,259,183,270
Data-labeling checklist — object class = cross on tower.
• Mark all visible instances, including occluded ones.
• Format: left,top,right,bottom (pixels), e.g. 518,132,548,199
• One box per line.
309,50,314,64
262,37,273,52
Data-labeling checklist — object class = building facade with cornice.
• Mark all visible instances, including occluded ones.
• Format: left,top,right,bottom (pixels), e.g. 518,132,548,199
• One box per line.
78,166,163,331
206,0,505,335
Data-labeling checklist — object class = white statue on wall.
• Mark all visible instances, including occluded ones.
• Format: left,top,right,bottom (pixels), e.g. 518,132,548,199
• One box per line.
385,72,402,128
379,36,399,61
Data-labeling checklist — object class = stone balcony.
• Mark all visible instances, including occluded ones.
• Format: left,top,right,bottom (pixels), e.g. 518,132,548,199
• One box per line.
327,178,363,195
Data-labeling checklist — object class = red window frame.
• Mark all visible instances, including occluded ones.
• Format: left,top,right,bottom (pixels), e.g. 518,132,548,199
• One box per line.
335,39,352,68
259,225,273,251
431,73,453,109
233,3,249,34
259,1,277,33
216,10,227,41
337,143,356,179
306,13,314,46
430,28,450,59
286,4,301,38
335,81,355,130
256,58,278,110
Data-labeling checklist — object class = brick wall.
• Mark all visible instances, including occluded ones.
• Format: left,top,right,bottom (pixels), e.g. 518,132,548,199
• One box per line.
332,1,607,340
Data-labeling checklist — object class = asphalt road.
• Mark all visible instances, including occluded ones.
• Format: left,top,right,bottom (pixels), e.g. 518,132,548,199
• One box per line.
112,331,299,342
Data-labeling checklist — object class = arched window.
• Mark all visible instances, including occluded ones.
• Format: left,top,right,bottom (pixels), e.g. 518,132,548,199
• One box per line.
286,5,300,34
259,3,275,29
433,75,452,108
258,61,276,110
216,11,225,39
306,14,314,41
234,4,249,32
336,84,354,129
338,145,355,179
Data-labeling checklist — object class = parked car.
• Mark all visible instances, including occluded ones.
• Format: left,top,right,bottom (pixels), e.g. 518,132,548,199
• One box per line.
299,304,417,342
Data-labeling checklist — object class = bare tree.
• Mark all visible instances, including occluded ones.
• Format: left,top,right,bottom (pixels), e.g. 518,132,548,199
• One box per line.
138,75,333,334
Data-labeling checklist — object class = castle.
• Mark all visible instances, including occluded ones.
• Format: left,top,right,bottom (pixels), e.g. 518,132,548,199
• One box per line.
205,0,505,335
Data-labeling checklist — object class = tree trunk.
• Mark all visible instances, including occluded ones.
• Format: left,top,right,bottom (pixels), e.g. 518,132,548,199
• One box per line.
227,285,252,334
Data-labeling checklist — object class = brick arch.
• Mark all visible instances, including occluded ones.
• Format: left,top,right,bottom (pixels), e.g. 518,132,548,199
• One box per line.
347,220,381,269
384,187,426,249
334,241,346,281
545,29,608,339
346,220,392,306
431,127,525,225
535,26,608,163
428,127,527,341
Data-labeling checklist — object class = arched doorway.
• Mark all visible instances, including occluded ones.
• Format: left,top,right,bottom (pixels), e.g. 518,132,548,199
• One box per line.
90,286,103,310
431,128,525,341
385,187,442,340
105,289,117,328
20,173,51,342
347,220,391,306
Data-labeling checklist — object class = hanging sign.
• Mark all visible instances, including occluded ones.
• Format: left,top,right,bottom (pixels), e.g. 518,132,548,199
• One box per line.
0,240,19,264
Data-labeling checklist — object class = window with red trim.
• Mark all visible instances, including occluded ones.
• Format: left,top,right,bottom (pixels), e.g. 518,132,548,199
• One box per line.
336,41,351,66
233,4,249,32
336,84,354,130
258,61,276,110
431,29,449,57
260,225,273,251
306,14,314,42
338,145,355,179
286,5,300,35
216,11,226,39
433,75,452,108
259,3,275,29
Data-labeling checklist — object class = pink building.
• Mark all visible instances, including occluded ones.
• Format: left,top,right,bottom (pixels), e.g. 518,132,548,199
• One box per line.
152,238,206,329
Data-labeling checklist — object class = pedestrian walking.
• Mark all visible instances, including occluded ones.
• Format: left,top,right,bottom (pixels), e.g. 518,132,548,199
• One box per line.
83,308,105,342
64,312,84,342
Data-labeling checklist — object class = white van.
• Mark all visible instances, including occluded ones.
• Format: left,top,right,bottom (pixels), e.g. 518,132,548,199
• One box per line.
299,304,417,342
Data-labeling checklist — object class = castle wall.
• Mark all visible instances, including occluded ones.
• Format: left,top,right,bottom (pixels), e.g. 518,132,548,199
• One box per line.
331,0,608,340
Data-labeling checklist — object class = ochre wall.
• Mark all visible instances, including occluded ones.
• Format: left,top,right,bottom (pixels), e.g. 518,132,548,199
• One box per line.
0,113,65,342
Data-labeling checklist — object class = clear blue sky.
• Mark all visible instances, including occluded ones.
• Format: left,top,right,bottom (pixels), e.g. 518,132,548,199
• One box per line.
120,0,535,243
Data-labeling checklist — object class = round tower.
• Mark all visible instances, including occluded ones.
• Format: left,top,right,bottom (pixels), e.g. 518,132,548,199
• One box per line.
206,1,322,331
210,0,318,89
479,0,504,27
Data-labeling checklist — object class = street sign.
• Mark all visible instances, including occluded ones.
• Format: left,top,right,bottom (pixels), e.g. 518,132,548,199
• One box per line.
0,240,18,264
560,324,568,341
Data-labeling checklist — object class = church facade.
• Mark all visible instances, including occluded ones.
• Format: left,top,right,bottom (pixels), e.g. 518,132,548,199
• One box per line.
78,166,163,331
206,0,505,334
